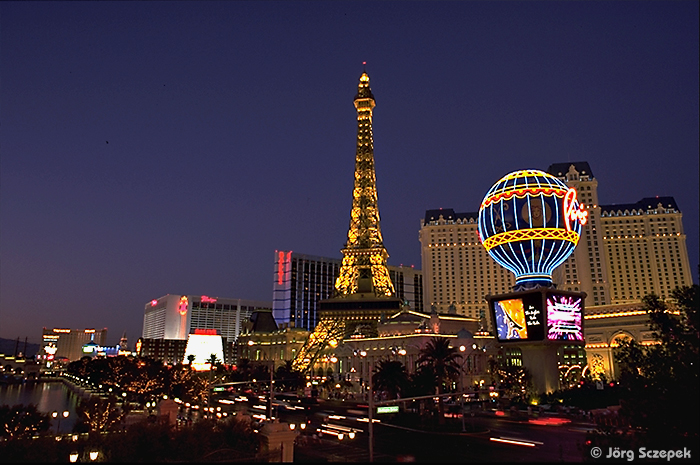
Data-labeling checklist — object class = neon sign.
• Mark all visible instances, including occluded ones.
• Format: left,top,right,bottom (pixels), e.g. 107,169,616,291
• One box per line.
151,299,158,306
563,188,588,231
178,296,189,316
201,295,217,303
194,329,219,335
278,251,285,285
277,250,292,285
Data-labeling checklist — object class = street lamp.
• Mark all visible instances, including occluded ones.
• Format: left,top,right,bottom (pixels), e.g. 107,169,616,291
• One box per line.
52,410,69,435
459,343,487,432
357,350,375,463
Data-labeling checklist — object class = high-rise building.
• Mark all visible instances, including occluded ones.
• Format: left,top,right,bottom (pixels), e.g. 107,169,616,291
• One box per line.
273,250,423,331
142,294,271,343
41,327,108,362
600,196,693,302
420,161,693,321
272,251,339,331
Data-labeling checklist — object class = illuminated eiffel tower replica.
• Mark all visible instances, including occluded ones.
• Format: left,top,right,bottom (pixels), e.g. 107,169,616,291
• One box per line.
292,69,403,372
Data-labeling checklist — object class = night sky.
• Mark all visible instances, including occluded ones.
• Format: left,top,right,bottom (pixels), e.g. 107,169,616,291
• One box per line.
1,1,698,346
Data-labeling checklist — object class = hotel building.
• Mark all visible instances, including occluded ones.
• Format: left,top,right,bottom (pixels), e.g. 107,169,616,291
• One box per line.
139,294,271,365
41,327,108,362
600,196,692,302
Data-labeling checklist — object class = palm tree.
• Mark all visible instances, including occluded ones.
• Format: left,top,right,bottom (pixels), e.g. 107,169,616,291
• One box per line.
416,337,462,423
206,354,220,367
373,359,409,400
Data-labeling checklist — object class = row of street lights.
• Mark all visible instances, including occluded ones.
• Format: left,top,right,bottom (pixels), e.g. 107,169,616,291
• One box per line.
69,450,100,462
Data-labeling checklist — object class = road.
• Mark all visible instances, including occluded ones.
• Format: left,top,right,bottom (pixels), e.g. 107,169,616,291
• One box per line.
284,402,592,462
218,394,592,462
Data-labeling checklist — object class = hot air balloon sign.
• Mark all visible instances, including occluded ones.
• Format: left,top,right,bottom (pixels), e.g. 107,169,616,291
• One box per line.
478,169,588,288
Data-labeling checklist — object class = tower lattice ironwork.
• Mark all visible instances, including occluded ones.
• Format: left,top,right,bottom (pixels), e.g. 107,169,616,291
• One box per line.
292,70,399,373
334,70,395,298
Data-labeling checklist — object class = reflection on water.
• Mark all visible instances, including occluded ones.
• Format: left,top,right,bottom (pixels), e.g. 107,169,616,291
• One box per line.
0,381,80,434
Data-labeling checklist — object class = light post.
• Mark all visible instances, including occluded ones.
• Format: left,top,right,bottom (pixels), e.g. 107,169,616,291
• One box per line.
268,359,274,421
459,342,487,432
52,410,69,435
369,365,374,463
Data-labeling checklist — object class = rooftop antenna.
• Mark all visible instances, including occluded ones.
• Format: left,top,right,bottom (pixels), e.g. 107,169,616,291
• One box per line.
362,61,367,71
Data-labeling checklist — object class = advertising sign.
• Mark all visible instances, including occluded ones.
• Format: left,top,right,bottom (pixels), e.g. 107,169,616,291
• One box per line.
545,292,583,341
489,289,584,344
491,291,544,342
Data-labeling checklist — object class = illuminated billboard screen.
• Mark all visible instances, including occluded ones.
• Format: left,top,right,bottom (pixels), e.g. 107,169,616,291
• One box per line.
491,291,544,342
546,292,583,341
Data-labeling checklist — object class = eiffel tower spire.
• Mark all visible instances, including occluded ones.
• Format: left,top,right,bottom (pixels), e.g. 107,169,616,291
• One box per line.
334,70,395,298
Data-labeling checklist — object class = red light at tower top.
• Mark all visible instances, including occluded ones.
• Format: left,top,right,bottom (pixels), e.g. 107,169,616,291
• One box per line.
150,299,158,306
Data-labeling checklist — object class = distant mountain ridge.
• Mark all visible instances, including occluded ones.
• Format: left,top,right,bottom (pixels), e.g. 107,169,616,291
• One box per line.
0,337,40,358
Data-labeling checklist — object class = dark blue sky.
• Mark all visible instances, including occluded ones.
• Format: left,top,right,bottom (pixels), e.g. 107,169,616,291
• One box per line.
1,1,698,346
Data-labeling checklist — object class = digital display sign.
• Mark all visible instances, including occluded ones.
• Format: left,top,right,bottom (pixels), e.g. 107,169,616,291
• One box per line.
492,292,544,342
489,289,584,344
546,293,583,341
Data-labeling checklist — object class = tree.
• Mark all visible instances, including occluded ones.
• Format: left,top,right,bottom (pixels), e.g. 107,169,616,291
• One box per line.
613,285,699,442
373,359,409,400
490,364,534,403
125,358,168,400
169,363,204,402
274,360,304,392
416,337,462,422
0,404,50,439
207,354,220,367
75,395,124,433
